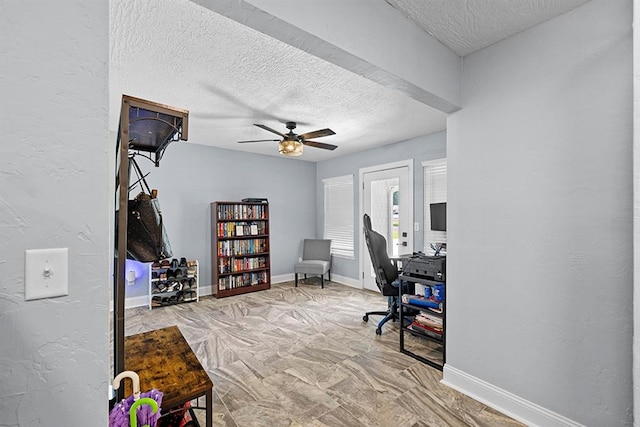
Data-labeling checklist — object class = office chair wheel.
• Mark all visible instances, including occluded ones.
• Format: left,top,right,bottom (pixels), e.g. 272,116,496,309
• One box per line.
363,315,369,322
375,327,382,335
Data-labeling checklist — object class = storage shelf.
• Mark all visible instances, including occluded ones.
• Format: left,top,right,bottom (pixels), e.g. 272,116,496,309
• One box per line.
218,266,270,276
212,201,271,298
215,282,270,298
147,259,199,309
399,257,446,371
217,251,270,258
402,323,443,343
216,234,269,240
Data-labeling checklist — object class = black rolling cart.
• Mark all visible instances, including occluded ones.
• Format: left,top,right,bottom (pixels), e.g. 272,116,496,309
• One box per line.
398,255,446,371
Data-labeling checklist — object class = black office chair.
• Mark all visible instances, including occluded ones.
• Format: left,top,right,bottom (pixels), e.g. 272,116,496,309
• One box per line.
362,214,413,335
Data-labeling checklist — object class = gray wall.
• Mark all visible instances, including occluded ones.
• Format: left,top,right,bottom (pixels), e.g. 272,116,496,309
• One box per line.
634,0,640,422
125,143,317,298
317,131,446,280
446,0,632,425
0,1,110,425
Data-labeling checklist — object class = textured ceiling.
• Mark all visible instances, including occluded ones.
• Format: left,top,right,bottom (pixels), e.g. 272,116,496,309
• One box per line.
384,0,590,56
109,0,446,162
109,0,590,162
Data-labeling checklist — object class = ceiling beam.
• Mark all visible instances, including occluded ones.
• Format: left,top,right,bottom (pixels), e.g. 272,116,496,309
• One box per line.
191,0,462,114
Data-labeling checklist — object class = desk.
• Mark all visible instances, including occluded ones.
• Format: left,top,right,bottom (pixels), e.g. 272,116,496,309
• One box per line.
124,326,213,427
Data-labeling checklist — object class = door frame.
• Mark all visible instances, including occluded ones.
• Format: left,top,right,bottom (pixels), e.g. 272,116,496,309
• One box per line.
359,159,414,290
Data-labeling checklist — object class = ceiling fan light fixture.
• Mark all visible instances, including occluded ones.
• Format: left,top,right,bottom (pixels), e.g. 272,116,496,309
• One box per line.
279,139,303,156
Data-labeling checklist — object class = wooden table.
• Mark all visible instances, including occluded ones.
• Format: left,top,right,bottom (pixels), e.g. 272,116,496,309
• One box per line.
124,326,213,427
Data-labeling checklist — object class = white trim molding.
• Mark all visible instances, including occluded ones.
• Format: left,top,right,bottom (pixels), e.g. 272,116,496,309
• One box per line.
442,365,585,427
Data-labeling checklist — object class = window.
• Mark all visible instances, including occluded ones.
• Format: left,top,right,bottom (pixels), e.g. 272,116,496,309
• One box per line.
423,159,447,255
323,174,354,258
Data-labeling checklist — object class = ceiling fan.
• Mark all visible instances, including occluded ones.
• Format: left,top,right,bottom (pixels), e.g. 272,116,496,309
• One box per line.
238,121,337,156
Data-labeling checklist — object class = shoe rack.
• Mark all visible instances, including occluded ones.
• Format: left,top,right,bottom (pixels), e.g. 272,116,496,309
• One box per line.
148,258,199,309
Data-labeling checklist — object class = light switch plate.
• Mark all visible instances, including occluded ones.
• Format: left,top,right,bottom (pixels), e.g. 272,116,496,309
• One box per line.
25,248,69,300
414,222,420,231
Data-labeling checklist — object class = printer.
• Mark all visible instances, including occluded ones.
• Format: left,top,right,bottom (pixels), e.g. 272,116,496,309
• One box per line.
401,254,446,283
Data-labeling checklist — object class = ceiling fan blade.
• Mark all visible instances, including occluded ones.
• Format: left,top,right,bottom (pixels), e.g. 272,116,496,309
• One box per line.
237,139,280,143
254,124,286,137
302,140,338,151
298,128,335,140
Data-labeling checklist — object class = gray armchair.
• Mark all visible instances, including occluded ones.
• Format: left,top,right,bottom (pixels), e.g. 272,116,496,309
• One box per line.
294,239,332,288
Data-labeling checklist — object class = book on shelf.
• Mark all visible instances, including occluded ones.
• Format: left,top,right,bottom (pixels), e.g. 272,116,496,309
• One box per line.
408,321,443,340
414,312,442,328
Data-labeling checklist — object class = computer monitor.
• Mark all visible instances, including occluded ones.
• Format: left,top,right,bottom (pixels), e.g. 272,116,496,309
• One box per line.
430,202,446,231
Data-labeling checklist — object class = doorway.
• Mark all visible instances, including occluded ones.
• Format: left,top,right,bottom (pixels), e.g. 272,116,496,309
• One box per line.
360,160,413,292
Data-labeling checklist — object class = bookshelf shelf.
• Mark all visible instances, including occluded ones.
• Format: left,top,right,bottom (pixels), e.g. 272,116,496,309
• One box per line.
211,201,271,298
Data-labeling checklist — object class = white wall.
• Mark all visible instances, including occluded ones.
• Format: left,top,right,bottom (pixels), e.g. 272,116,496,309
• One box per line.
446,0,632,425
317,131,446,280
125,143,317,299
633,0,640,423
0,1,109,425
193,0,461,113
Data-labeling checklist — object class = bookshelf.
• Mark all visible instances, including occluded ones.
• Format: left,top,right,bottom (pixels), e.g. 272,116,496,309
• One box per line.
211,201,271,298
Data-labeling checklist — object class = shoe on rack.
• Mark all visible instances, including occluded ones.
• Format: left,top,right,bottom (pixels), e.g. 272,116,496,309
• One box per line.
179,257,187,267
170,258,179,269
183,290,196,302
160,259,171,268
187,266,196,278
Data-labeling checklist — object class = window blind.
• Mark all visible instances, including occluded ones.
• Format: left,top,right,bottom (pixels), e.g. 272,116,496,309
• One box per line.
323,175,354,258
423,159,447,254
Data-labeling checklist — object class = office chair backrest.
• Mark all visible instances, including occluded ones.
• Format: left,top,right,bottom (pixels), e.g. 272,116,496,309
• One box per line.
363,214,399,292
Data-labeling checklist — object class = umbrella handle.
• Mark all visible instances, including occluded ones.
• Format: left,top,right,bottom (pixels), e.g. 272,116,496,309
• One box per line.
129,397,158,427
113,370,141,401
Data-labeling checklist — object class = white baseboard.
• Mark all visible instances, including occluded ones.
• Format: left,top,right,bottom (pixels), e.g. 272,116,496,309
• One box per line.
198,284,212,296
124,295,149,309
329,274,361,288
121,274,362,308
121,284,214,310
442,365,585,427
272,273,361,289
271,273,295,283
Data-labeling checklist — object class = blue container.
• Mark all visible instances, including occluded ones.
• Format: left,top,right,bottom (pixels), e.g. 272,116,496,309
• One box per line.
433,283,445,302
424,285,432,298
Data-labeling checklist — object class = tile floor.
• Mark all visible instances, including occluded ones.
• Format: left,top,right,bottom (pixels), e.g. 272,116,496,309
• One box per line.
124,280,523,427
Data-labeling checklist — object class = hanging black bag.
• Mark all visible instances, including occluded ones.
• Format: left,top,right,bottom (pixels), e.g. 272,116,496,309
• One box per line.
126,157,173,262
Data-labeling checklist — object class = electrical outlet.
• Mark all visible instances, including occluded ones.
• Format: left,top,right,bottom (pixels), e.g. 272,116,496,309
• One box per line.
25,248,69,300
